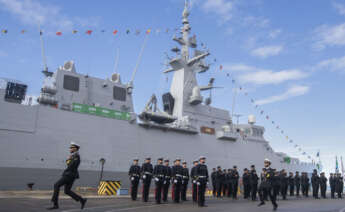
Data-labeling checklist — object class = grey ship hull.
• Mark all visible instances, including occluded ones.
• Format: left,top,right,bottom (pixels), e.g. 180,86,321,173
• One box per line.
0,95,315,190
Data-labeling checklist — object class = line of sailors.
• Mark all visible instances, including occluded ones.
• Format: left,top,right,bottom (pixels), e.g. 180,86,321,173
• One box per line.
128,156,209,207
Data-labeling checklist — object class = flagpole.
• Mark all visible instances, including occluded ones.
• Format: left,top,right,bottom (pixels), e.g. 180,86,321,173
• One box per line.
38,23,48,74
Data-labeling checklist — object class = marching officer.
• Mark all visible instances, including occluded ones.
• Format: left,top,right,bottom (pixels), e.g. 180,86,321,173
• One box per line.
288,172,294,196
250,165,259,201
320,172,327,199
211,168,217,197
141,157,153,202
330,173,335,198
272,171,281,199
196,156,208,207
294,171,301,197
181,161,189,201
190,160,199,202
242,168,251,199
162,159,172,202
311,169,320,199
128,158,141,200
171,158,183,203
258,159,278,211
153,158,166,204
47,142,87,210
231,166,239,199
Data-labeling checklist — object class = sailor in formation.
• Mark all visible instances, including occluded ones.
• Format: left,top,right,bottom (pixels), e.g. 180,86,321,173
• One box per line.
172,158,183,203
196,156,208,207
181,161,189,201
231,166,240,199
242,168,251,199
336,173,344,198
153,158,165,204
250,165,259,201
311,169,320,199
288,172,294,196
330,173,336,198
320,172,327,199
294,171,301,197
211,168,217,197
47,142,87,210
163,159,172,202
190,160,199,202
141,157,153,202
128,158,141,200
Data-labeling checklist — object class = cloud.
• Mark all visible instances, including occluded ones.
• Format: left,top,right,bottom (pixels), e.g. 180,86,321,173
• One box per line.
313,23,345,50
255,85,310,105
251,45,284,58
238,69,308,85
0,0,100,31
0,50,8,57
316,55,345,73
201,0,234,22
243,16,270,28
269,29,282,39
333,2,345,15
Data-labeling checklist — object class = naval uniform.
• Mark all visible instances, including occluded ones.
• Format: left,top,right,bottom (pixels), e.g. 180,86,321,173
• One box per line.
303,175,310,197
294,174,301,197
211,170,217,197
330,176,336,198
190,166,198,202
141,162,153,202
320,175,327,198
258,167,278,209
242,172,251,199
336,176,344,198
250,170,259,201
231,170,239,199
280,173,288,200
153,163,166,204
288,175,294,196
196,163,209,207
181,167,189,201
171,164,183,203
128,163,141,200
311,173,320,199
162,165,172,202
51,152,84,206
215,170,223,197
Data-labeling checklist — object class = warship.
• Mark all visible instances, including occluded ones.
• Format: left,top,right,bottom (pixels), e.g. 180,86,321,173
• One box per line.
0,1,317,190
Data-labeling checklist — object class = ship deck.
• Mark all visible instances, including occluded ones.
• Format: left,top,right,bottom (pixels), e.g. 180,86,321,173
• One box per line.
1,192,344,212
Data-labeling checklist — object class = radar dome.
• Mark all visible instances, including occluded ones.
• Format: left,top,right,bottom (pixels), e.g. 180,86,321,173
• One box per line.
248,115,256,124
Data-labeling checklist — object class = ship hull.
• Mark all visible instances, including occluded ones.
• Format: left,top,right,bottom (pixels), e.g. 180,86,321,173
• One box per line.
0,100,315,190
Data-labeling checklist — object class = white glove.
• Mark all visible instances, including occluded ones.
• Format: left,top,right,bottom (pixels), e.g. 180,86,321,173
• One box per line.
174,179,178,183
143,175,146,179
131,177,134,181
155,177,159,182
207,182,209,185
197,182,200,186
163,181,166,185
193,180,196,184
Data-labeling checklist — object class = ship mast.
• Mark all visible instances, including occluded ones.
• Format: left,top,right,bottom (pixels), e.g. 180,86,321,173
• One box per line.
181,0,190,60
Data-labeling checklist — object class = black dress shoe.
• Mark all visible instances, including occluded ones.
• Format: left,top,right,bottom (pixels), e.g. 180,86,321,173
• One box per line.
258,202,265,207
47,205,59,210
273,204,278,211
81,198,87,209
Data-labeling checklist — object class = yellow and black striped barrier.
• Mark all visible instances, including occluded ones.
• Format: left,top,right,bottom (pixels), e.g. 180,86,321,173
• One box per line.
98,180,121,195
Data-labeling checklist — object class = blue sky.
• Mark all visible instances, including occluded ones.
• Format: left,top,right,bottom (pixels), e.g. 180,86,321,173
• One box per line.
1,0,345,174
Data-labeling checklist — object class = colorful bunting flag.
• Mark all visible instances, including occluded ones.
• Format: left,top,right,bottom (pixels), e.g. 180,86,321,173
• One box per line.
72,30,78,34
220,65,223,70
126,29,130,34
266,115,269,120
135,29,141,35
56,31,62,36
166,28,169,33
21,30,26,34
113,30,118,35
40,30,43,36
146,28,151,34
289,140,293,143
2,29,8,34
86,30,92,35
101,30,106,33
260,110,264,114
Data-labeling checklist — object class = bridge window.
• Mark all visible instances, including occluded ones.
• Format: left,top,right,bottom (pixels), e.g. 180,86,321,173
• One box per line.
113,86,126,101
63,75,79,92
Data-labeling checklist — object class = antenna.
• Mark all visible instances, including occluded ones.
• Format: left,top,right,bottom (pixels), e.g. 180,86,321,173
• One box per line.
128,33,149,92
113,47,120,74
231,87,238,121
233,114,242,125
38,23,52,77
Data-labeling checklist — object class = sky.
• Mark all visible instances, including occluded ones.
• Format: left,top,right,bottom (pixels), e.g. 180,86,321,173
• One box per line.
1,0,345,175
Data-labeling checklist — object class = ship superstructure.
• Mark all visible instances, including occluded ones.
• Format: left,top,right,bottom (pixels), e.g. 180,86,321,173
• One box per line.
0,1,317,190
